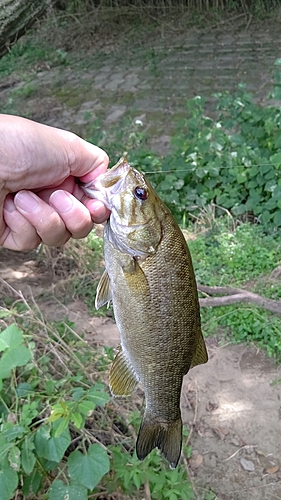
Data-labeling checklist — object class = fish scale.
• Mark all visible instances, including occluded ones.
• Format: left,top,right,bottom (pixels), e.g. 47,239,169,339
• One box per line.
82,157,208,468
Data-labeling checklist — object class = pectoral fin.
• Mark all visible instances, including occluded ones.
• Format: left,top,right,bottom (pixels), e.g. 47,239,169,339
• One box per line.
95,270,112,309
110,348,139,396
190,331,208,369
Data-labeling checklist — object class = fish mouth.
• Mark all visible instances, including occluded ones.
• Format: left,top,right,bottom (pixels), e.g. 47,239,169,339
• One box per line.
82,157,130,209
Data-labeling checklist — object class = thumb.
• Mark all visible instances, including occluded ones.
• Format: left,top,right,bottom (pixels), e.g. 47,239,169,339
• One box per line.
66,137,109,181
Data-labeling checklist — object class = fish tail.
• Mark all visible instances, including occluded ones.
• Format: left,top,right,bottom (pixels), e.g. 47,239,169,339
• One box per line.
136,413,182,468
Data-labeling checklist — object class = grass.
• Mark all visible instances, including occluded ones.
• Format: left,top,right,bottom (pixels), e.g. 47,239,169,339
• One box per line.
0,40,70,79
185,219,281,358
188,221,281,287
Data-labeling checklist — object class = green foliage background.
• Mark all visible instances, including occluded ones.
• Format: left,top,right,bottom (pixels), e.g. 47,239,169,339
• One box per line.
127,63,281,228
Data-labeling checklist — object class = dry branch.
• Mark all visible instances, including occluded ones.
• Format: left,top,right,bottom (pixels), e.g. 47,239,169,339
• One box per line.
198,284,281,315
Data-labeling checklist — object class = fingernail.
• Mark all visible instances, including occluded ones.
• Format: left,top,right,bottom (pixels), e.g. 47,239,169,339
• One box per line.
4,197,16,213
50,191,73,213
14,191,38,213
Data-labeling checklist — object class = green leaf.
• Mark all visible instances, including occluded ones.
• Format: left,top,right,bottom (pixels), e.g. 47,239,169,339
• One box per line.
158,180,173,191
0,346,32,379
54,416,70,438
0,310,15,319
78,400,95,416
261,210,271,224
21,436,36,475
132,470,142,489
271,153,281,168
71,412,83,429
2,424,25,442
71,387,85,401
0,325,23,352
35,423,71,463
232,204,246,216
0,462,18,500
87,386,110,407
16,382,33,398
174,179,184,190
48,479,88,500
8,446,20,472
22,469,42,496
68,443,110,491
0,438,13,465
273,209,281,227
260,163,273,175
45,379,55,396
168,492,178,500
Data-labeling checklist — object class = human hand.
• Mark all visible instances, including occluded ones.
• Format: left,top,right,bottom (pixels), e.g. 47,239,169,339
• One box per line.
0,115,110,251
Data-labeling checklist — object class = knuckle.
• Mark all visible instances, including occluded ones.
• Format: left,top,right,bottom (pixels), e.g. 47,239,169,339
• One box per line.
72,224,93,239
16,235,41,251
38,212,64,233
70,218,92,236
22,241,41,251
44,233,71,247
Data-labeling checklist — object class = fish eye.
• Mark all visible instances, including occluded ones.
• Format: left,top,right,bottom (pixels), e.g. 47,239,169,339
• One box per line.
134,186,148,201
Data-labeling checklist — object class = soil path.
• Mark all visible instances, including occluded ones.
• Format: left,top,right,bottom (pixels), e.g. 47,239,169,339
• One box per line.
1,251,281,500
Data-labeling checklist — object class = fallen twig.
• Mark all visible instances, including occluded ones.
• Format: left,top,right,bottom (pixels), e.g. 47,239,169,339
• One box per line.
182,382,199,497
225,444,257,462
198,284,281,315
185,380,198,448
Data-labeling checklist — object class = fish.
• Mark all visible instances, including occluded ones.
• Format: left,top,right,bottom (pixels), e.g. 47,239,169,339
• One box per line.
82,157,208,468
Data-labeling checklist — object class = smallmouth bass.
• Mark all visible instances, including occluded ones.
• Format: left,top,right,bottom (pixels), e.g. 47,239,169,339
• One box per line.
83,157,208,468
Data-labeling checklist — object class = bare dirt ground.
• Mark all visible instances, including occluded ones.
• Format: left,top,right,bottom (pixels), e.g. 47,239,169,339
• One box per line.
1,249,281,500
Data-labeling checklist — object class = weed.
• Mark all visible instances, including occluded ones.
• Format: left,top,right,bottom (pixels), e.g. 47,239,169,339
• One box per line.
107,447,194,500
189,221,281,286
0,286,198,499
83,65,281,230
0,40,65,77
187,221,281,357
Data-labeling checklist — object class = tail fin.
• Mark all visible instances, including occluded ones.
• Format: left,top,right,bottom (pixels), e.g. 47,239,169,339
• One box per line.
136,414,182,468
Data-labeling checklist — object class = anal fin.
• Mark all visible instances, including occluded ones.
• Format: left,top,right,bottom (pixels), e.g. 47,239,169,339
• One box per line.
95,270,112,309
110,348,139,397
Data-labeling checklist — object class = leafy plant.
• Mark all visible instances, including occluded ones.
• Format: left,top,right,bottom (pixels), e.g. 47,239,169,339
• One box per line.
0,322,110,499
136,82,281,227
83,61,281,231
107,447,194,500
